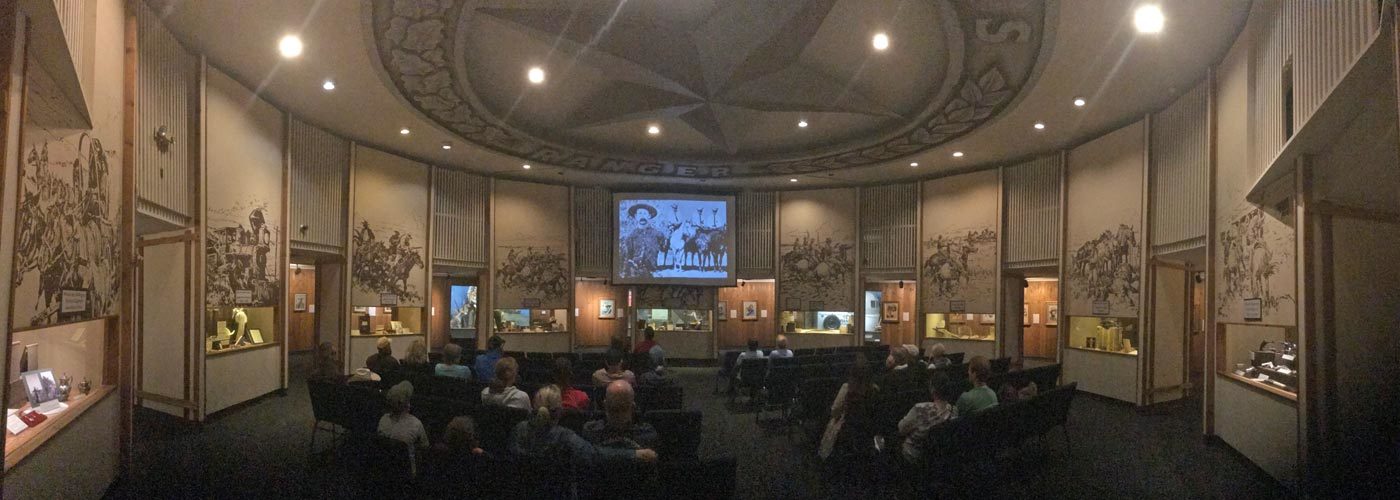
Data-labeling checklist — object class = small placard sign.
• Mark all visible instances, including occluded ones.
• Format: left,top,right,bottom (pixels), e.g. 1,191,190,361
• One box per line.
760,309,768,318
730,310,737,319
1091,300,1111,316
381,293,399,306
234,290,253,304
60,289,88,314
1243,298,1263,321
949,300,966,313
901,311,910,322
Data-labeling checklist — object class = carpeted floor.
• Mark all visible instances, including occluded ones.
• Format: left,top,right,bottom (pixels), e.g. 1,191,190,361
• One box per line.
108,353,1292,499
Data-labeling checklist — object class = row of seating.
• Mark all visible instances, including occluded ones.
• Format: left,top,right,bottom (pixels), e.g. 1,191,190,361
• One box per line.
359,370,684,415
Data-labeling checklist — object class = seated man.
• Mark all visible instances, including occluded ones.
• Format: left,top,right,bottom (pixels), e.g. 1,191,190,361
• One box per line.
434,343,471,380
474,335,506,383
592,349,637,387
583,380,659,450
955,356,999,415
768,336,794,358
365,337,400,375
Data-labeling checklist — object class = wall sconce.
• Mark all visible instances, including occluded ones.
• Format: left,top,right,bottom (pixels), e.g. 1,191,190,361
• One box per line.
898,280,904,289
154,125,175,152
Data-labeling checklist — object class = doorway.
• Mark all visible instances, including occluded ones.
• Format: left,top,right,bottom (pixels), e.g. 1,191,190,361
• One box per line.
431,269,480,351
1148,261,1189,404
864,280,915,347
288,252,345,364
1014,270,1059,361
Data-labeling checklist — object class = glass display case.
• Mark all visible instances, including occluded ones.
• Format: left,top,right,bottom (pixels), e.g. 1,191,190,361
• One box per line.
924,313,996,341
1218,323,1298,399
206,306,278,353
779,311,855,334
636,308,711,332
350,306,424,336
492,308,569,333
1067,316,1139,355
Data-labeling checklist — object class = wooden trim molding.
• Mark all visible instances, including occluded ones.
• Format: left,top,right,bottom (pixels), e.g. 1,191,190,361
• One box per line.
4,385,118,470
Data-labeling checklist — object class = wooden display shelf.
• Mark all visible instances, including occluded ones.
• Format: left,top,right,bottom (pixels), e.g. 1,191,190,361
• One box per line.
1221,371,1299,404
5,385,115,469
1065,345,1140,357
206,341,280,357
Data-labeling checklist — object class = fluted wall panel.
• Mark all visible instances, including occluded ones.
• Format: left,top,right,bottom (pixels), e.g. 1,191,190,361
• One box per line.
1003,154,1061,267
289,119,348,253
1151,80,1209,253
573,187,612,277
135,2,195,227
432,168,489,268
736,191,776,279
860,183,916,273
54,0,89,95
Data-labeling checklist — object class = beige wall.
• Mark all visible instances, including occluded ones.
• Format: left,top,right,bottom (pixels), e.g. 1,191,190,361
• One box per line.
205,344,281,414
778,188,858,313
1064,121,1145,318
921,169,999,314
493,180,571,310
351,146,429,307
1062,347,1138,403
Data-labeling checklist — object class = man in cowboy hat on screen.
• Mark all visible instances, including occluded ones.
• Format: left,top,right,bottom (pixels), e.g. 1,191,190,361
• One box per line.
622,203,666,277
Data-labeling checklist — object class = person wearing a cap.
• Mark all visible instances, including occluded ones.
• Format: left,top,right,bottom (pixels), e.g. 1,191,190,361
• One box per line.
378,381,429,472
620,203,666,277
474,335,505,383
366,337,400,375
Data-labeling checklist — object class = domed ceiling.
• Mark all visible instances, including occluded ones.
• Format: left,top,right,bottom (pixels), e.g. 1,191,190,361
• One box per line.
369,0,1050,179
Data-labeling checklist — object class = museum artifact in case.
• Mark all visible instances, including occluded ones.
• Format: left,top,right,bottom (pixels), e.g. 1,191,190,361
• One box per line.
636,308,711,332
779,310,854,334
924,313,995,341
205,306,277,353
492,308,569,333
1066,316,1139,355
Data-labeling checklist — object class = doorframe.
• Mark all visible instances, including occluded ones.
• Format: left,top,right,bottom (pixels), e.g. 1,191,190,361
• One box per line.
134,230,199,421
1145,258,1192,405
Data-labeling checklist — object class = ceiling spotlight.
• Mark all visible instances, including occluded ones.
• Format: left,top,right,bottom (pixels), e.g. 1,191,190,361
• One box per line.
952,152,964,158
399,128,410,135
789,178,798,183
910,162,919,167
1033,122,1046,130
1073,97,1086,107
647,125,661,136
441,143,452,150
522,164,532,170
278,35,303,59
872,33,890,51
322,80,336,91
798,120,808,128
527,66,545,84
1134,5,1165,34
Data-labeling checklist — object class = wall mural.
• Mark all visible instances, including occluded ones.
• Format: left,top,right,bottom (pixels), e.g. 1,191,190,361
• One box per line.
367,0,1050,178
1217,208,1295,319
1067,224,1142,312
922,227,997,307
12,133,120,327
206,202,281,307
352,221,426,303
633,285,713,310
780,231,856,309
495,246,569,305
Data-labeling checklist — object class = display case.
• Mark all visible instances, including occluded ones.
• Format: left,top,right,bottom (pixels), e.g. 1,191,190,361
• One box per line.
205,306,278,353
637,308,711,332
924,313,996,341
779,311,855,334
1217,323,1298,399
492,308,569,333
350,306,425,336
1066,316,1139,355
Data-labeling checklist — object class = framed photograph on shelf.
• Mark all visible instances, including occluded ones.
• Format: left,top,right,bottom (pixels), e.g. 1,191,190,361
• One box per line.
294,293,308,312
716,301,727,321
980,314,996,325
881,302,899,323
249,329,265,344
389,320,404,333
598,299,616,319
1046,302,1059,326
742,301,759,321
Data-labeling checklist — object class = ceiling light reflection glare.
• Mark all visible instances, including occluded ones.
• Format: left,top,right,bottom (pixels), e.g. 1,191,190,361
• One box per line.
278,35,303,58
1134,5,1165,34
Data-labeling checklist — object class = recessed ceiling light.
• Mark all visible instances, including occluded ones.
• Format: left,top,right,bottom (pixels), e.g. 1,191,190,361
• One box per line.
872,33,890,51
441,143,452,150
952,152,964,158
789,178,798,183
798,120,808,128
1134,5,1165,34
522,164,532,170
527,67,545,84
910,162,919,167
322,80,336,91
1033,122,1046,130
647,125,661,135
278,35,303,59
1073,97,1086,107
399,128,410,135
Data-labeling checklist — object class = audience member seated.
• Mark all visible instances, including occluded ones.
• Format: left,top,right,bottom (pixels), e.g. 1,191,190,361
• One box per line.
309,341,346,384
737,339,766,364
510,384,658,465
481,357,532,411
925,343,952,369
378,381,429,470
555,357,590,410
897,373,957,463
820,354,879,460
434,343,471,381
474,335,506,383
441,415,485,456
999,380,1040,403
584,380,659,451
348,367,381,384
637,355,673,388
955,356,999,415
904,345,927,370
769,336,794,358
634,327,664,364
879,346,923,394
592,350,637,387
365,337,400,375
402,339,431,372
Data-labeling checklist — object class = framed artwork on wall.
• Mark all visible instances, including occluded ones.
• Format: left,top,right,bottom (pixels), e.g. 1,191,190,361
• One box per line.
716,301,727,321
1046,302,1059,326
599,299,616,319
1023,303,1030,325
881,302,899,323
294,293,308,312
742,301,758,320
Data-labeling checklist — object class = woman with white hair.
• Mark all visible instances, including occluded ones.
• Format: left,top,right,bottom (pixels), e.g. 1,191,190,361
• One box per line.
509,384,658,465
378,381,429,470
926,343,952,369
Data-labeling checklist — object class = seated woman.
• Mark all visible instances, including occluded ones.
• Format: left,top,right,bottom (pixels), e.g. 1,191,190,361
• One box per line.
435,343,471,381
820,354,880,461
308,341,346,384
925,343,952,369
592,349,637,387
442,415,485,456
378,381,429,471
510,384,658,466
481,357,532,410
554,357,590,410
401,339,432,373
897,373,958,463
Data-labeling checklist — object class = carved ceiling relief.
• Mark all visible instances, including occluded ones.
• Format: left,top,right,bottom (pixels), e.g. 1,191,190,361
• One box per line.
369,0,1049,178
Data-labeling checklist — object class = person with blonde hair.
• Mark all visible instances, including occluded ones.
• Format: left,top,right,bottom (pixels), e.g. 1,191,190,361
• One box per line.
402,339,430,371
509,384,657,465
481,357,531,410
